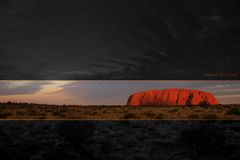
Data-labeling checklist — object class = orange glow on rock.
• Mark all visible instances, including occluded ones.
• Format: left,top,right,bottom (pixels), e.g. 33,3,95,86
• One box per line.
127,88,219,106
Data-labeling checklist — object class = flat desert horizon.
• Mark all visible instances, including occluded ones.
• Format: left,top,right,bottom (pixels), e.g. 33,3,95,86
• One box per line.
0,80,240,120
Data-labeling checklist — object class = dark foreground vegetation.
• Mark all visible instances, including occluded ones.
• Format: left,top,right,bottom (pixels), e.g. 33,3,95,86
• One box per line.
0,102,240,119
0,121,240,160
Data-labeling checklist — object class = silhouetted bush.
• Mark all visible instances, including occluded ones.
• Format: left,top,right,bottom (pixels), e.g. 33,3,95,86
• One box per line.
199,100,210,106
154,114,165,119
225,108,240,116
188,114,199,119
203,114,218,119
52,111,66,117
0,112,13,118
169,109,178,113
122,113,140,119
144,112,155,117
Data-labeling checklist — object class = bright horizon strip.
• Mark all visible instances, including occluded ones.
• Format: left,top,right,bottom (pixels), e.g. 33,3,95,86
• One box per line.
0,80,240,105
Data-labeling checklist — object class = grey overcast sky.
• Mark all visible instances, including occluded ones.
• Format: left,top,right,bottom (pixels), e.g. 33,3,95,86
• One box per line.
0,0,240,79
0,81,239,105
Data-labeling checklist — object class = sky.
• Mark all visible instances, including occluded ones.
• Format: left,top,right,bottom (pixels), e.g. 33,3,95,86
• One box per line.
0,0,240,80
0,81,239,105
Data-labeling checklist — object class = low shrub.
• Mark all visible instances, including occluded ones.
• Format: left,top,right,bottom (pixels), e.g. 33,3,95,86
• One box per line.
188,114,199,119
203,114,218,119
169,109,178,113
52,111,66,117
144,112,155,117
0,112,13,118
225,108,240,116
122,113,140,119
155,114,165,119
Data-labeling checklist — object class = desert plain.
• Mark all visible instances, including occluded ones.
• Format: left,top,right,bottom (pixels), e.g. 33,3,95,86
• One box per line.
0,102,240,120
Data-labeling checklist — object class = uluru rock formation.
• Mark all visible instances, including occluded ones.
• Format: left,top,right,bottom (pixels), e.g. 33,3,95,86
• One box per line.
127,88,219,106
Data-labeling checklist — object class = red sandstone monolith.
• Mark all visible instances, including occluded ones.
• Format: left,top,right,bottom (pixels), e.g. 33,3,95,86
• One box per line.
127,88,219,106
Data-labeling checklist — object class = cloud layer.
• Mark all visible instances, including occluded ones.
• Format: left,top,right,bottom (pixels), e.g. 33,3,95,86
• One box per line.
0,0,239,79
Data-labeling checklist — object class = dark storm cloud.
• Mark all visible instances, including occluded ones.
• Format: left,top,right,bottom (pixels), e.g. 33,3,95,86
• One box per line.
0,0,240,79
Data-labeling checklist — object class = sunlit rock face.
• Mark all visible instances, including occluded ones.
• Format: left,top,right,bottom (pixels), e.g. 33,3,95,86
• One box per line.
127,88,219,106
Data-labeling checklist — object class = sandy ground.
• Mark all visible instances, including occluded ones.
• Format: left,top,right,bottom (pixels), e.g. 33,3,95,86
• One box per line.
0,102,240,119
